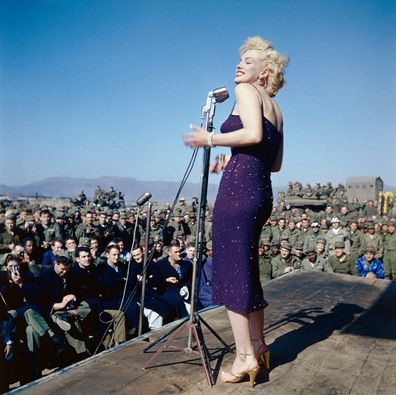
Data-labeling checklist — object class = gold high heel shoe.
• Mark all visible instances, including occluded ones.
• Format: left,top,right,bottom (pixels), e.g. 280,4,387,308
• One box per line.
220,352,260,387
252,337,270,370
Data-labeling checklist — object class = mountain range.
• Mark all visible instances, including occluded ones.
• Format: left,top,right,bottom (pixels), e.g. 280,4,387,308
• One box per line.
1,176,393,205
0,176,223,203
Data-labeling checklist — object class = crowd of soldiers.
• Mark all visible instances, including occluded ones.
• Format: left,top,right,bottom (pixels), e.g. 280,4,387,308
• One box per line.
0,180,396,391
0,188,206,392
258,181,396,284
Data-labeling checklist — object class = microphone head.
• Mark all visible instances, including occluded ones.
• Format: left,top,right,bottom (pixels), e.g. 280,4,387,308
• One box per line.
212,87,229,103
136,192,152,206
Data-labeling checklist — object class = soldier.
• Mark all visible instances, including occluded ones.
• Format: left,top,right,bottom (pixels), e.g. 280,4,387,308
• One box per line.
355,247,384,279
260,218,272,243
64,237,77,261
53,212,67,240
95,212,115,251
185,212,198,244
363,200,378,219
338,206,353,224
113,212,129,246
75,211,96,244
271,243,300,279
364,222,384,260
325,217,351,256
174,197,189,216
303,221,325,253
0,215,20,255
269,216,280,241
293,241,305,263
383,220,396,280
348,219,366,261
164,212,185,245
258,241,272,283
299,217,312,244
282,219,301,246
328,241,356,275
34,209,55,249
300,248,333,273
126,211,144,249
39,238,63,267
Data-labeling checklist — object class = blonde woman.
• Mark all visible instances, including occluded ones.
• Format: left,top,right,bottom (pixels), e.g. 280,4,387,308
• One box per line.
184,36,288,385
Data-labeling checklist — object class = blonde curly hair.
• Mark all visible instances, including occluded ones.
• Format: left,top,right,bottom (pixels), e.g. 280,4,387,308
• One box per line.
239,36,289,97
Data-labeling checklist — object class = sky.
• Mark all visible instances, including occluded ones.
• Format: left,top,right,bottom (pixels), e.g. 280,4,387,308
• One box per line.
1,0,395,191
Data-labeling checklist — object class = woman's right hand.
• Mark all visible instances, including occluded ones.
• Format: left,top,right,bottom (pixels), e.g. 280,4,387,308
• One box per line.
209,154,230,173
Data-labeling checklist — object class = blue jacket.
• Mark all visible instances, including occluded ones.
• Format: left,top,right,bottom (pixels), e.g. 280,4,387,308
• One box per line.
355,256,384,279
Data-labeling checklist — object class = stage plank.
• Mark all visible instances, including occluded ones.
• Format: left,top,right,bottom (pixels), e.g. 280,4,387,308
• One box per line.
11,271,396,394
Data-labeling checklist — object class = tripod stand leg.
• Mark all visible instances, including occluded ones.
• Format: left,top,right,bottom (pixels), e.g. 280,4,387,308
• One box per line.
199,315,233,354
191,320,214,386
142,320,193,370
143,316,188,353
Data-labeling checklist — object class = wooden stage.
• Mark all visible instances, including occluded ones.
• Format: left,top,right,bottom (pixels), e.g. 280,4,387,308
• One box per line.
11,271,396,394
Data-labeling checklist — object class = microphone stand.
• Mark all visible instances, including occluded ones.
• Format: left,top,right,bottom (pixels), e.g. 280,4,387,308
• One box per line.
138,200,152,336
142,88,232,386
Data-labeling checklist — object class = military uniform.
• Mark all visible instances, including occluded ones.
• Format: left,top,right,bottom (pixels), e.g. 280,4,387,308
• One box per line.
349,229,366,260
0,228,20,255
258,253,272,283
303,230,325,253
327,254,356,275
325,227,350,256
300,255,333,272
34,222,56,247
383,226,396,279
271,253,300,279
364,233,384,260
282,227,301,246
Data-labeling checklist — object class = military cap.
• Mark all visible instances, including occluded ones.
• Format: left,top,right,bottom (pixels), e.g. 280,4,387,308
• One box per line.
311,221,320,227
305,247,317,254
316,238,326,245
331,217,340,223
258,240,265,248
270,216,278,221
55,211,65,219
294,241,304,250
366,222,375,229
270,240,280,247
25,215,34,222
334,241,345,249
263,240,271,246
364,246,376,254
16,217,25,226
388,220,396,227
79,237,91,247
120,212,127,219
280,243,292,251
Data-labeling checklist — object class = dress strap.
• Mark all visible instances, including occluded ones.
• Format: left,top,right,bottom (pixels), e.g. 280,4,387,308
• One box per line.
250,84,264,108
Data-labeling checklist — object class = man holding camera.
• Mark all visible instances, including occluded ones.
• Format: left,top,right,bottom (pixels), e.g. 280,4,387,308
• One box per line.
38,255,91,356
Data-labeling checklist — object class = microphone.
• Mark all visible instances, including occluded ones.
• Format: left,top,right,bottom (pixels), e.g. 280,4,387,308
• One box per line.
211,87,229,103
136,192,152,206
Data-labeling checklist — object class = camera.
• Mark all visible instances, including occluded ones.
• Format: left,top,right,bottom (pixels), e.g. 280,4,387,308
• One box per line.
65,300,78,310
10,264,20,275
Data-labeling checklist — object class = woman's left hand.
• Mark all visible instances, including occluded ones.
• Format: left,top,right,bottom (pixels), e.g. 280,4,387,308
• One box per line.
183,124,209,148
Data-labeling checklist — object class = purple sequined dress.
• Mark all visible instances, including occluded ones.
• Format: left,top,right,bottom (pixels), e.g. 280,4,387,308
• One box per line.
212,114,282,313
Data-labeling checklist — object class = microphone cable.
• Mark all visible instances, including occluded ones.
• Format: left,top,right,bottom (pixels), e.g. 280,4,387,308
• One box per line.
93,146,200,354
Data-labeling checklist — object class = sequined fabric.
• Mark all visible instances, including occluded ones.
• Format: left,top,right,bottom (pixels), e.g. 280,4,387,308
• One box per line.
212,114,282,313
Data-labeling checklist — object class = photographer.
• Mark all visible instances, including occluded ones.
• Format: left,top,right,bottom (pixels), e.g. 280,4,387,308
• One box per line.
38,255,91,357
0,291,15,394
0,255,64,364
